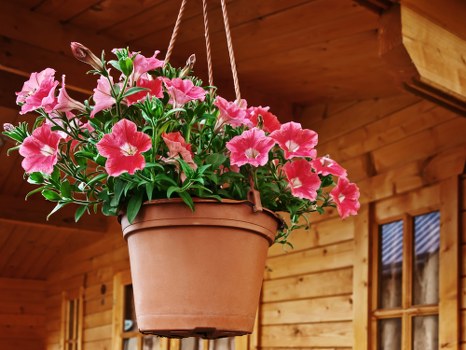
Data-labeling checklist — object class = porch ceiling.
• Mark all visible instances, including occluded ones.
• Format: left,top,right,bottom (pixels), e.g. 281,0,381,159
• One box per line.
0,0,400,279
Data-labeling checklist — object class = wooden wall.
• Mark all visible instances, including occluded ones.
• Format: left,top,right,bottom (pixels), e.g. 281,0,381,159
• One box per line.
0,277,46,350
260,93,466,350
45,220,129,350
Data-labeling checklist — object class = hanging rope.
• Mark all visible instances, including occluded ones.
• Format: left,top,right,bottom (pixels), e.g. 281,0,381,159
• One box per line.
220,0,241,102
165,0,188,64
202,0,214,88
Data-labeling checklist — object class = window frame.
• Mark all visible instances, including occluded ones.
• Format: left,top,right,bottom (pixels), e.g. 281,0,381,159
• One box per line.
353,178,459,350
60,287,84,350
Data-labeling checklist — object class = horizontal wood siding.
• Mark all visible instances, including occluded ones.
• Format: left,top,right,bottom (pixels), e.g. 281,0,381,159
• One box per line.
45,220,129,350
0,278,46,350
261,94,466,350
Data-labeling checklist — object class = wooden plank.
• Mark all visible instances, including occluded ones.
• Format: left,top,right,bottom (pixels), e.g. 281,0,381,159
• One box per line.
32,0,101,21
82,324,113,342
353,204,370,350
261,321,353,348
264,240,354,280
261,295,353,325
268,217,354,257
439,177,460,350
263,268,353,303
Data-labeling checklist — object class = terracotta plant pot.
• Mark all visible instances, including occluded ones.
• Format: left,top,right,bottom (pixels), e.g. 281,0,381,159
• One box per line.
120,199,281,339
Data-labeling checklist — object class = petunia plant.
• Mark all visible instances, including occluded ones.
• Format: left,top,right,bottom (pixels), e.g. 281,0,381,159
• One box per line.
3,42,360,245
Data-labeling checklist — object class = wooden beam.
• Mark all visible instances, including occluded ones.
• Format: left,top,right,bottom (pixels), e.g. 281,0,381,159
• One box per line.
0,193,108,233
378,4,466,116
354,0,393,15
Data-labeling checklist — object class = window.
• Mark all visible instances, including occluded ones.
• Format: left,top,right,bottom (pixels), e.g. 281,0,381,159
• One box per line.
373,212,440,350
113,271,258,350
352,180,459,350
61,288,83,350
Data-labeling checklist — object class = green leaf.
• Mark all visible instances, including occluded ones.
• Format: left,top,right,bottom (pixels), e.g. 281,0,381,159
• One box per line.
87,173,107,187
42,190,62,201
111,179,125,207
60,180,72,199
126,190,144,224
122,86,148,98
25,186,45,200
178,191,194,211
205,153,227,168
46,202,68,220
178,159,195,179
75,205,88,222
167,186,180,198
145,182,154,201
27,172,44,185
154,174,178,186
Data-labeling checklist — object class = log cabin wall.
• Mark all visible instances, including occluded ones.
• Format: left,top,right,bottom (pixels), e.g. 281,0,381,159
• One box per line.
261,93,466,350
45,221,129,350
0,277,46,350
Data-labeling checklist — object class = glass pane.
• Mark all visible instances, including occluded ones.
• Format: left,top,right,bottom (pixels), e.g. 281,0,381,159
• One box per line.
378,318,402,350
123,337,139,350
379,220,403,308
413,315,438,350
413,211,440,305
181,337,201,350
143,335,160,350
124,285,138,332
209,337,235,350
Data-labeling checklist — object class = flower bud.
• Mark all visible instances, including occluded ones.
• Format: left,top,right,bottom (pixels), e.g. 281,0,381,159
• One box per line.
3,123,15,132
179,54,196,78
70,42,103,71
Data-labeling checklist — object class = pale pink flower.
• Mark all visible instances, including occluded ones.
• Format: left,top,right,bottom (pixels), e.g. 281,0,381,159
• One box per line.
270,122,318,159
131,51,164,82
283,159,321,201
330,177,360,219
16,68,59,114
45,111,75,139
226,128,275,167
248,106,281,133
214,96,252,129
163,78,206,107
162,132,197,170
126,76,163,106
91,75,116,117
311,156,347,177
55,75,86,113
96,119,152,176
19,123,62,174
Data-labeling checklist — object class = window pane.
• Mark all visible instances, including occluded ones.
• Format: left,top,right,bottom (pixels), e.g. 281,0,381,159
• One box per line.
413,212,440,305
379,220,403,308
143,335,160,350
413,315,438,350
124,285,138,332
181,337,201,350
209,337,235,350
68,299,75,339
378,318,402,350
123,337,139,350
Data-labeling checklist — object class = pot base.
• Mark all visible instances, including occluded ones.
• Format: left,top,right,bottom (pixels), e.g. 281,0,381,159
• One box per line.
141,328,248,339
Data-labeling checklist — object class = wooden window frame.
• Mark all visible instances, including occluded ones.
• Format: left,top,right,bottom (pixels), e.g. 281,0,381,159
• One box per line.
112,270,260,350
60,287,84,350
353,178,459,350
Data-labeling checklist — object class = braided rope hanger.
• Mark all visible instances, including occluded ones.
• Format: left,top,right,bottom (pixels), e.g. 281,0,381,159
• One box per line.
165,0,242,103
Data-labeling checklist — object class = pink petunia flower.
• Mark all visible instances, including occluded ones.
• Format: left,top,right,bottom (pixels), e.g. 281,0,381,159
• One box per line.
16,68,59,114
19,123,63,174
55,75,86,113
311,156,347,177
270,122,318,159
283,159,321,201
96,119,152,176
214,96,252,129
226,128,276,167
162,132,197,170
126,76,163,106
248,106,281,133
163,78,206,107
131,51,164,82
90,75,116,118
330,177,360,219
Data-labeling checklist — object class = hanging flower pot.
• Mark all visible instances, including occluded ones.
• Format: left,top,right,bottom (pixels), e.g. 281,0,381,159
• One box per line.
120,199,281,338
